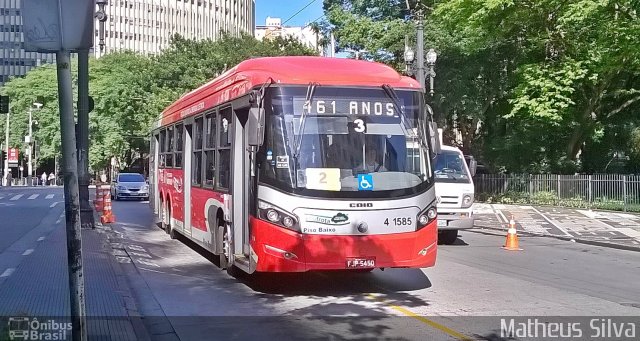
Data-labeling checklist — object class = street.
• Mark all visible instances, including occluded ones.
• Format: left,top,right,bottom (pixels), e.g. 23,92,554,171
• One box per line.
1,187,639,340
105,199,640,340
0,186,139,340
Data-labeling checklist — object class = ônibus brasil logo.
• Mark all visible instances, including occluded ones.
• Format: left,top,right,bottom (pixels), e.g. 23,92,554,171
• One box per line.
7,317,72,340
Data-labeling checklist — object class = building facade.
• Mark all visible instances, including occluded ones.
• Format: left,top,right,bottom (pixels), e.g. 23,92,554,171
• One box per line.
0,0,255,86
255,17,324,55
95,0,255,57
0,0,55,85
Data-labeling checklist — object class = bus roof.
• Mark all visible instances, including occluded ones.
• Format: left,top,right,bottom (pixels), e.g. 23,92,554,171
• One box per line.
159,56,422,126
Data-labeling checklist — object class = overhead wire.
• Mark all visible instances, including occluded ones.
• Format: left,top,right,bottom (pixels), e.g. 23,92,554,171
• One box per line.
281,0,319,26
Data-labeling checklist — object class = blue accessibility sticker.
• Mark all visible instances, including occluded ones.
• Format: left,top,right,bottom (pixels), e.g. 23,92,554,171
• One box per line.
357,174,374,191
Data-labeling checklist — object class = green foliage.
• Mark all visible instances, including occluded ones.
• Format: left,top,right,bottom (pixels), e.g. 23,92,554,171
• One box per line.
325,0,640,173
0,34,316,173
323,0,411,67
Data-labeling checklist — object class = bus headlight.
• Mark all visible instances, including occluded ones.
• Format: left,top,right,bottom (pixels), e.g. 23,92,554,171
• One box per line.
462,194,474,208
417,205,437,229
283,216,295,228
258,200,300,232
427,207,437,219
266,209,280,222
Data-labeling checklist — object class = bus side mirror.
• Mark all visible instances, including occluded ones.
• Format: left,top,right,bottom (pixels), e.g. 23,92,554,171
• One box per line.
247,107,265,147
429,122,441,155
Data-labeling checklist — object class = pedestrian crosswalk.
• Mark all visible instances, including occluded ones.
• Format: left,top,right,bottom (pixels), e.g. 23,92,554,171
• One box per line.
0,192,61,202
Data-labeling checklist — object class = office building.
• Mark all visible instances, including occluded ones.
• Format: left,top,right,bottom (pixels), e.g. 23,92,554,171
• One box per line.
255,17,324,55
0,0,256,86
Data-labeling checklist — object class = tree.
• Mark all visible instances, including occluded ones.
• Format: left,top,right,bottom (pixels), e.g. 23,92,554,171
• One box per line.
1,64,64,166
323,0,412,66
0,34,318,174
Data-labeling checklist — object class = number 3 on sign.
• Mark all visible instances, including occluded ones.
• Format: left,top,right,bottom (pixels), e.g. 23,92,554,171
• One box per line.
353,119,366,133
305,168,341,191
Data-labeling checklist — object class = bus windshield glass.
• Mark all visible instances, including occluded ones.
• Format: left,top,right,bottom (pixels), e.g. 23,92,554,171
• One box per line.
434,150,471,183
258,86,432,198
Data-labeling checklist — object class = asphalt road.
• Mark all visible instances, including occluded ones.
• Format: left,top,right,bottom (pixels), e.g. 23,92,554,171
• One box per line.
0,187,65,286
106,199,640,341
0,187,64,254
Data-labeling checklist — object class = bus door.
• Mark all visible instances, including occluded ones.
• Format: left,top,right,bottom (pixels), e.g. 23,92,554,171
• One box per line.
227,104,252,264
182,122,194,237
151,133,160,215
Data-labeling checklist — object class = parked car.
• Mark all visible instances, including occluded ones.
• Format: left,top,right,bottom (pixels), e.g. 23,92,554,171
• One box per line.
111,173,149,201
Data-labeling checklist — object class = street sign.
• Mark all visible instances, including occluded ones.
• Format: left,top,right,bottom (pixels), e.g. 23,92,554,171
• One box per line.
8,148,19,167
21,0,94,52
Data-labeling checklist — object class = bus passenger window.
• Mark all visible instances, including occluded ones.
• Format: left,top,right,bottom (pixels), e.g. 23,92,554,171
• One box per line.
192,117,204,186
206,113,216,148
194,117,203,150
175,124,183,168
205,150,215,187
166,126,174,167
192,152,202,185
219,109,231,148
217,149,230,189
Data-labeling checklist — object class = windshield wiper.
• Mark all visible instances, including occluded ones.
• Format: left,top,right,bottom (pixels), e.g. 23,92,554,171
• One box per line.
293,82,318,159
381,84,428,150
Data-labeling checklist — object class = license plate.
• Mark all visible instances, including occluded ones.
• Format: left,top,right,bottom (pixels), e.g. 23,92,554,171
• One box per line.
346,257,375,269
437,220,447,227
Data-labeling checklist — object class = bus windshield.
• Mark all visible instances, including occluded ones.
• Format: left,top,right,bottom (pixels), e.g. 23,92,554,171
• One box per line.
434,150,471,183
258,86,433,198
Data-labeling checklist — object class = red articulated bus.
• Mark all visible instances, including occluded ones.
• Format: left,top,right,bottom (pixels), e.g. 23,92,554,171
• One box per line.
150,56,440,274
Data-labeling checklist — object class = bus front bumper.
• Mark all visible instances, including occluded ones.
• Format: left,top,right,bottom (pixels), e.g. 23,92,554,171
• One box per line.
250,218,437,272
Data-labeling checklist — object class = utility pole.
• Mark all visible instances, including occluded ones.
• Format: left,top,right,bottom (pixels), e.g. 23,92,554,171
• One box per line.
77,49,93,229
57,50,87,341
28,108,33,185
4,110,9,186
22,1,94,339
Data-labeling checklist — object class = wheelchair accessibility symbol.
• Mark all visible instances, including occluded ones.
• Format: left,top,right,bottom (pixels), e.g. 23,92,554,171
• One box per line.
358,174,374,191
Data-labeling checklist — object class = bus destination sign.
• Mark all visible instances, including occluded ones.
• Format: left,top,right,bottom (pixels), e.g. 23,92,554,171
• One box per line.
292,97,402,117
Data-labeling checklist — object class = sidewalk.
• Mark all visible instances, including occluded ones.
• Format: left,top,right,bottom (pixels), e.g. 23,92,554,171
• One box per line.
0,215,144,340
473,203,640,251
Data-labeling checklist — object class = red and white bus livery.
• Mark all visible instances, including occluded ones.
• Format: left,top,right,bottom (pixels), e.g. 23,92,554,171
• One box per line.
150,56,440,273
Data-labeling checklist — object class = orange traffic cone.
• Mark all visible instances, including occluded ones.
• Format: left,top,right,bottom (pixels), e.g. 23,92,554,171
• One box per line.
503,216,522,251
101,190,116,224
95,187,104,213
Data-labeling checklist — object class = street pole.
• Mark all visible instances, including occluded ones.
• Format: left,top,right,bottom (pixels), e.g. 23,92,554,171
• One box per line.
4,110,9,186
28,108,33,185
56,50,87,341
415,10,426,92
77,49,94,228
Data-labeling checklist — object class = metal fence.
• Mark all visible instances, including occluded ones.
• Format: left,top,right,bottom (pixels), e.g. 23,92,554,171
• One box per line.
2,177,62,187
474,174,640,212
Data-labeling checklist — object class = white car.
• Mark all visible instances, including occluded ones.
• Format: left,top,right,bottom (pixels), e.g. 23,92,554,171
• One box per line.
111,173,149,201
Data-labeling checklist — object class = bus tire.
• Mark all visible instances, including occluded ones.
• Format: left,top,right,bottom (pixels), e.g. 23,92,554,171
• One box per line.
218,223,229,269
163,200,172,235
439,230,458,245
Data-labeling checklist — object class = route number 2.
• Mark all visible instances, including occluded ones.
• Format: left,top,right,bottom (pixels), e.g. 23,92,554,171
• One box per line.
305,168,341,191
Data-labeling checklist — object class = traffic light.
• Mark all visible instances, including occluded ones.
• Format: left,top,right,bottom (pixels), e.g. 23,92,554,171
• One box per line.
0,96,9,113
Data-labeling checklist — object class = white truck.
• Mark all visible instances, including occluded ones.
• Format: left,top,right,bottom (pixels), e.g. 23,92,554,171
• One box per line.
434,145,477,244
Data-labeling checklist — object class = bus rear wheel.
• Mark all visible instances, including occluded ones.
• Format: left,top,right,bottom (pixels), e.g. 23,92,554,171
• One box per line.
162,200,171,235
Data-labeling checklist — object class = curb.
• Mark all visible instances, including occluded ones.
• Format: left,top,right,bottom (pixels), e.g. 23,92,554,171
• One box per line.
92,209,152,341
470,224,640,253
